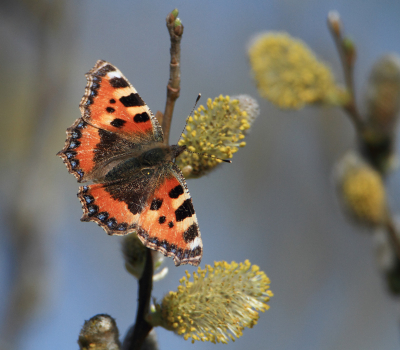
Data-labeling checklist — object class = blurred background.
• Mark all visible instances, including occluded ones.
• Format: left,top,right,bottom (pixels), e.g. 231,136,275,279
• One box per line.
1,0,400,349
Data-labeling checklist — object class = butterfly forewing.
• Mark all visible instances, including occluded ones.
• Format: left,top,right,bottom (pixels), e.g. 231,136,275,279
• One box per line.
80,60,163,144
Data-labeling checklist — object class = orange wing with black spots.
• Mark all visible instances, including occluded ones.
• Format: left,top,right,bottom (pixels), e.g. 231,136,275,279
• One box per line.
136,164,202,266
79,60,163,144
57,119,96,182
77,183,140,234
57,117,140,182
76,162,202,266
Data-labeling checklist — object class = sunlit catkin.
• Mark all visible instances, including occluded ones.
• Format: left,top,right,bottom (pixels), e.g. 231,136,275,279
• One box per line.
149,260,273,343
248,32,346,109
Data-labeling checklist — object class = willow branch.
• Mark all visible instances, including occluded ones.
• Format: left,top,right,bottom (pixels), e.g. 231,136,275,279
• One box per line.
327,11,364,132
385,215,400,262
123,248,154,350
162,9,184,145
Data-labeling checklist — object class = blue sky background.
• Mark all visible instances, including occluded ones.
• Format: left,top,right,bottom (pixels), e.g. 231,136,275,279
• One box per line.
2,1,400,349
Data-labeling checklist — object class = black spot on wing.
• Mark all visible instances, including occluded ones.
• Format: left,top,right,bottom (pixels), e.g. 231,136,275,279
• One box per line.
148,237,160,246
116,223,128,232
76,170,84,181
110,118,126,128
65,151,76,159
169,185,184,199
109,77,129,88
96,212,109,222
106,218,117,230
71,129,82,139
110,99,116,104
159,216,166,224
69,159,79,169
175,199,195,222
87,204,99,217
133,112,150,123
183,224,199,243
68,140,81,149
83,195,94,204
168,221,174,228
106,107,115,113
190,246,202,258
96,64,116,77
150,198,163,210
119,93,145,107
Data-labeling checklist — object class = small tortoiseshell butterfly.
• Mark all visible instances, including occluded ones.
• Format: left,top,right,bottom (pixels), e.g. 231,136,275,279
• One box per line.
57,60,202,266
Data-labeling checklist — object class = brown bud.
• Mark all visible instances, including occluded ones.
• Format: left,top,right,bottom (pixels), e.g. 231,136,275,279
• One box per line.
365,54,400,135
170,8,179,20
173,18,183,36
166,9,178,24
327,10,342,37
342,37,357,66
78,314,121,350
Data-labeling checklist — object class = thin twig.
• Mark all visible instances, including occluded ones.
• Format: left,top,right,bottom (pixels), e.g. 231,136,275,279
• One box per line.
327,11,364,132
385,215,400,262
162,9,184,145
124,249,154,350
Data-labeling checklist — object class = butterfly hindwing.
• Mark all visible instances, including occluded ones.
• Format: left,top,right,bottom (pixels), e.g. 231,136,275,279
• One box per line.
78,161,202,266
77,163,161,235
136,163,202,266
78,183,139,234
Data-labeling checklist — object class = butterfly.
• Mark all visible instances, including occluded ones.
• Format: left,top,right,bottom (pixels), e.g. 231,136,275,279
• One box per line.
57,60,202,266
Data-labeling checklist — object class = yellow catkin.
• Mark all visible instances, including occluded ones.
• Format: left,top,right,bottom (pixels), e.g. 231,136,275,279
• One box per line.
157,261,273,343
342,167,386,225
336,152,387,226
176,95,259,178
248,32,344,109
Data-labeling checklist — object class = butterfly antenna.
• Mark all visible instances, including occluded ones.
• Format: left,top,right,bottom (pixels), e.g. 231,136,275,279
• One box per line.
179,93,232,164
178,93,202,142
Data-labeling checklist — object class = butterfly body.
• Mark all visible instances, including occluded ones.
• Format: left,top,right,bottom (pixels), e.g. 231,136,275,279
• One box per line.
101,144,186,182
57,60,202,266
